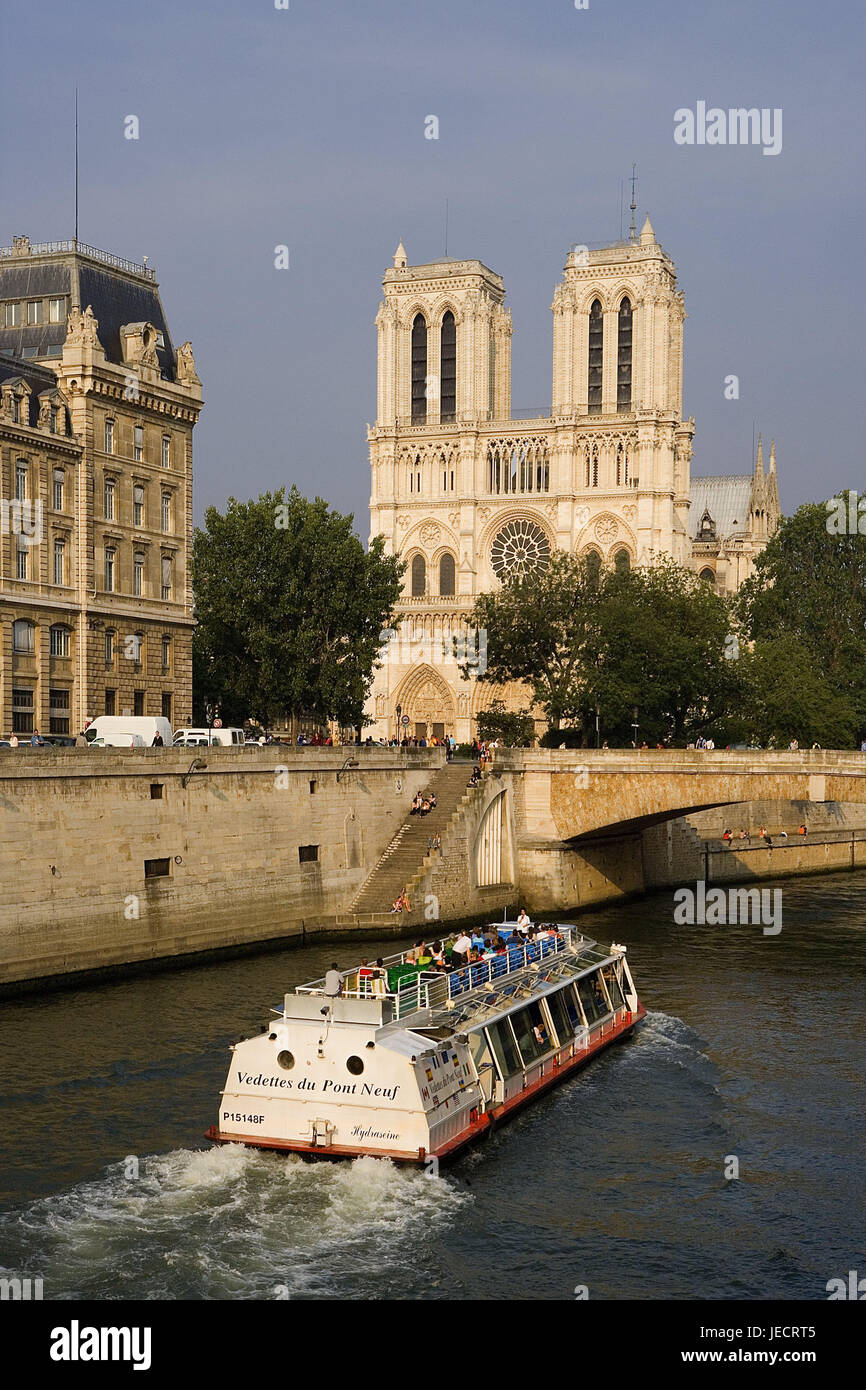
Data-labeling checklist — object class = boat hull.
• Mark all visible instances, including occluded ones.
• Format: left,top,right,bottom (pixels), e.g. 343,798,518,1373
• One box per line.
205,1003,646,1165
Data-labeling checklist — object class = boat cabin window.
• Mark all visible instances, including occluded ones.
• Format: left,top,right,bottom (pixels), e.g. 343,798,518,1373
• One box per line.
601,965,624,1010
545,987,578,1045
511,1002,553,1064
577,971,609,1024
486,1018,523,1079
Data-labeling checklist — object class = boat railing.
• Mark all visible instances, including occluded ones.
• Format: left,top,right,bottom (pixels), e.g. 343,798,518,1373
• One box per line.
297,929,575,1020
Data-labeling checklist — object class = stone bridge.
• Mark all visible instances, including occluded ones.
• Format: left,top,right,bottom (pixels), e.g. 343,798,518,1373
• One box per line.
496,748,866,843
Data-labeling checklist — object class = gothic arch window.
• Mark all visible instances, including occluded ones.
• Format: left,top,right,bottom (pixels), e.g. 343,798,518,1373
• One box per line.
699,567,716,585
411,314,427,423
439,552,456,596
614,548,631,574
585,551,602,587
588,299,603,414
440,311,456,421
409,453,422,494
616,443,630,487
411,553,426,596
584,445,591,489
617,297,632,412
591,444,599,488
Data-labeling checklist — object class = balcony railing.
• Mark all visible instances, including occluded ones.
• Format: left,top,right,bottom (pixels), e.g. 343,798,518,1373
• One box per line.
0,240,156,281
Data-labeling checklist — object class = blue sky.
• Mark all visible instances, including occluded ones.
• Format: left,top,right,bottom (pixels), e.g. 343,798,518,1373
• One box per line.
3,0,862,530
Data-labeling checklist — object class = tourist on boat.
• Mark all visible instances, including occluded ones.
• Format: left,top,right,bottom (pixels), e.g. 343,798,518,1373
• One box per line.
451,931,472,967
417,944,434,968
516,908,531,933
324,964,343,997
431,940,445,968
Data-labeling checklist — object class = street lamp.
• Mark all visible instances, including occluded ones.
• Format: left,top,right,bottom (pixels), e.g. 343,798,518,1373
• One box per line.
395,703,402,745
632,707,639,747
595,703,600,749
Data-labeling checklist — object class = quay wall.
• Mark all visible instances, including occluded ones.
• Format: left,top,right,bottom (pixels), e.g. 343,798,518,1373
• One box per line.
0,746,442,990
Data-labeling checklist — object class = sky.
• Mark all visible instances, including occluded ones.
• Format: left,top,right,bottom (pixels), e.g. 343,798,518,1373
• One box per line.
2,0,863,532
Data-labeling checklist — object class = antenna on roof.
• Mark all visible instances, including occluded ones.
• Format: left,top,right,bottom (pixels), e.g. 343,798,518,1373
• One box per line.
74,86,79,243
629,163,637,241
444,197,449,257
619,179,624,241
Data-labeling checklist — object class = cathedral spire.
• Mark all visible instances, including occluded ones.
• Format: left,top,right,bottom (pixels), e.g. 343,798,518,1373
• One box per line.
639,213,655,245
769,439,776,472
754,432,764,476
393,241,407,269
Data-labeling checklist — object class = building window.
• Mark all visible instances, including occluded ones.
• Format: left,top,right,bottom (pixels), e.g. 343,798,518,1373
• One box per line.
144,858,170,879
104,478,115,520
161,634,171,670
150,782,164,800
588,298,603,414
49,404,59,434
161,435,171,468
12,686,34,735
439,552,456,596
11,395,21,423
49,688,70,735
411,553,426,596
133,552,145,596
585,551,602,587
440,311,456,421
105,418,115,454
27,301,43,325
16,537,27,580
700,567,716,585
5,302,21,327
617,298,632,412
12,619,35,653
411,313,427,423
591,445,599,488
53,469,64,510
15,462,27,501
614,548,631,574
49,297,65,324
298,844,319,863
408,457,422,494
104,547,115,592
49,624,71,657
161,555,172,601
133,425,144,462
486,442,550,495
134,690,145,716
53,540,66,586
105,629,115,665
161,492,171,532
616,443,630,487
105,688,116,716
133,485,144,527
161,691,172,722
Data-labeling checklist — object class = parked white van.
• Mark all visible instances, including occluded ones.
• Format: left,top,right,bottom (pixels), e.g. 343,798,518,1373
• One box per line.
88,732,148,749
85,716,173,747
172,726,246,747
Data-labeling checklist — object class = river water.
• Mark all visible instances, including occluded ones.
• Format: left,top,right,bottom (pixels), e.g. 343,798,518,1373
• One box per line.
1,870,864,1301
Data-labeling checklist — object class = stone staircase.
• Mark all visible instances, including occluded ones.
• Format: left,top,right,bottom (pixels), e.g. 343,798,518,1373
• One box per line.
349,761,480,916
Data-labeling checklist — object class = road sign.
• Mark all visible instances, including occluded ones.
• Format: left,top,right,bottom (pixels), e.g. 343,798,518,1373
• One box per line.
401,715,409,726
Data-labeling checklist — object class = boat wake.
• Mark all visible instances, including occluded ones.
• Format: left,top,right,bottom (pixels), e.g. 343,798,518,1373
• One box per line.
0,1143,471,1300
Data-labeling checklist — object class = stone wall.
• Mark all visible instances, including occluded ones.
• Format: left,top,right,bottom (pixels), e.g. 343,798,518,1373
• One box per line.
0,746,442,990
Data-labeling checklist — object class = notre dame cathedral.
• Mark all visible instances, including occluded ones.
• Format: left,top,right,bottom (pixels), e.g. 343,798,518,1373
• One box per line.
366,216,780,744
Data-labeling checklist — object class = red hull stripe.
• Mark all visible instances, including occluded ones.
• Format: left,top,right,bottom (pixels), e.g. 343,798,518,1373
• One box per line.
206,1004,646,1165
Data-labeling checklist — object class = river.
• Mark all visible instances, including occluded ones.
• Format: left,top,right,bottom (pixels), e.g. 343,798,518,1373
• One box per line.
1,869,863,1300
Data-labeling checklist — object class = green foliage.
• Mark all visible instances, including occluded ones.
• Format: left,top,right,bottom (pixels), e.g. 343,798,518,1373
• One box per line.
736,496,866,743
475,700,534,746
192,487,404,728
465,553,742,744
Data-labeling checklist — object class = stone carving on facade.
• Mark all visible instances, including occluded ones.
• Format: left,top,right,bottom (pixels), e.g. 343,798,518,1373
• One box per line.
594,517,619,544
623,503,637,519
419,522,441,548
65,305,100,348
176,340,200,385
396,514,410,529
574,505,590,528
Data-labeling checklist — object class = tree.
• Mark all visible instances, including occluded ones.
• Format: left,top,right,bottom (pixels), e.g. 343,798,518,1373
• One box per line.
463,552,604,730
736,637,857,749
464,553,743,744
736,497,866,744
192,487,404,728
475,700,535,746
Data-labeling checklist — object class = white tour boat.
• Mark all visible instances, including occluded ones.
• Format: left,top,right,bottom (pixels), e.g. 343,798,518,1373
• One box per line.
206,924,646,1164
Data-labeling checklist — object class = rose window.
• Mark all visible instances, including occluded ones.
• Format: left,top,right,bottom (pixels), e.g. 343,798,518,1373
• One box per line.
490,519,551,579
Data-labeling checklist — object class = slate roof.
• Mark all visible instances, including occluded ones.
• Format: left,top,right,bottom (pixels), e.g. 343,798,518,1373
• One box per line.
690,475,753,540
0,246,176,377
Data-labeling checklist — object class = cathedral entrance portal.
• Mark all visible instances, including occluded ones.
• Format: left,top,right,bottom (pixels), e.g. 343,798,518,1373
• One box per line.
395,666,455,743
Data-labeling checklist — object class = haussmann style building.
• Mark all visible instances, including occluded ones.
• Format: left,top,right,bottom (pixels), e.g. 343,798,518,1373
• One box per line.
0,235,202,739
365,217,780,744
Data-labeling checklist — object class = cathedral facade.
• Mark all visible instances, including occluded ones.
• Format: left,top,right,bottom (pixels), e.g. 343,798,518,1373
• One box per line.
366,219,778,744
